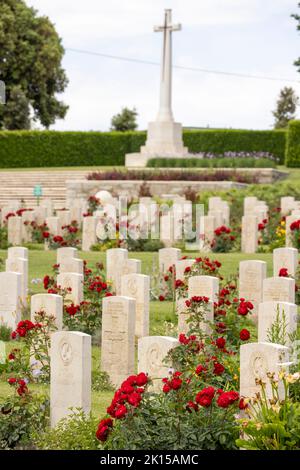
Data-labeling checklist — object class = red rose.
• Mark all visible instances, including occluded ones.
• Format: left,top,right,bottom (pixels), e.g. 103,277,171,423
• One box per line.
115,404,128,419
216,337,226,349
135,372,148,386
96,418,113,442
8,378,17,385
179,333,189,345
186,401,199,412
217,391,239,408
238,300,253,316
42,231,50,239
184,266,191,273
43,275,50,290
163,383,171,394
170,377,182,390
127,391,142,407
66,304,79,316
239,329,250,341
195,364,207,375
159,295,165,301
213,362,225,376
195,386,215,407
279,268,289,277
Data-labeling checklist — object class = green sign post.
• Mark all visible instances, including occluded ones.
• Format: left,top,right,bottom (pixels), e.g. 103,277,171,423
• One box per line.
33,184,43,206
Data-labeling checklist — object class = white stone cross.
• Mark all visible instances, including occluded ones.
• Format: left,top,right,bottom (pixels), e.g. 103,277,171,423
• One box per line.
154,9,181,123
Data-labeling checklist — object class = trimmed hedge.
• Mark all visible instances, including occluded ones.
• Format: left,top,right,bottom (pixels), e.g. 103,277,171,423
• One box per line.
147,157,277,169
0,128,287,168
183,129,286,163
0,131,145,168
286,120,300,167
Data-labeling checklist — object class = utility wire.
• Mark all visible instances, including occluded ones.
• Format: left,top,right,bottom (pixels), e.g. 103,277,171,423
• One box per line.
66,47,300,84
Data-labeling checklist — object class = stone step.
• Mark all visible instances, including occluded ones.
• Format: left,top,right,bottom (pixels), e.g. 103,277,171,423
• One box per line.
0,169,95,207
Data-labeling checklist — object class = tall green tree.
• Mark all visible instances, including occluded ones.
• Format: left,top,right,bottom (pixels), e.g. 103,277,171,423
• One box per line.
0,0,68,129
272,87,299,129
292,3,300,72
111,107,138,132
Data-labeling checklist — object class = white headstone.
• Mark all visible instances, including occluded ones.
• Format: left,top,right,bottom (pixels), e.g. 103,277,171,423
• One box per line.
258,301,297,346
0,272,22,329
57,247,78,264
8,216,22,246
281,196,295,216
59,258,84,276
241,215,258,254
244,197,258,214
46,217,60,236
21,210,35,243
138,336,180,391
101,296,136,388
263,277,295,303
175,259,195,280
178,300,214,336
5,257,28,305
240,342,289,400
285,215,300,248
121,274,150,337
239,260,267,314
31,293,63,330
273,247,298,277
50,331,91,427
188,275,219,303
7,246,28,260
82,216,98,252
35,206,48,225
106,248,128,292
57,210,71,230
208,209,223,228
159,247,181,273
57,273,84,305
203,215,216,249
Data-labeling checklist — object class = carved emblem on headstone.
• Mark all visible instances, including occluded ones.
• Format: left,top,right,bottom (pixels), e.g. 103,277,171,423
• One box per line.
60,341,73,365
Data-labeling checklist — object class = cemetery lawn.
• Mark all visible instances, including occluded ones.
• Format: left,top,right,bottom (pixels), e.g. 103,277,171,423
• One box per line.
0,250,273,419
0,250,274,294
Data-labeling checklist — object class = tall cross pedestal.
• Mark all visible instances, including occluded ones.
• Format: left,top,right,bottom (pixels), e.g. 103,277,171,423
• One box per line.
126,9,189,168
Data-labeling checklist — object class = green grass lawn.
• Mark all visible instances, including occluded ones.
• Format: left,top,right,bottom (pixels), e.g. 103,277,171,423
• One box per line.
0,249,274,295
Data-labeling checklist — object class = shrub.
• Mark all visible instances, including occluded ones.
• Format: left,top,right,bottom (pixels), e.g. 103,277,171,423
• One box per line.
0,324,12,342
183,129,286,163
0,387,49,450
0,130,142,168
286,120,300,167
0,129,286,168
32,411,100,450
237,372,300,450
147,156,277,169
86,169,258,184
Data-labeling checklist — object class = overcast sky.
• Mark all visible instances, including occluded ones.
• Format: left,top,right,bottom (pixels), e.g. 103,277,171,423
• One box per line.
25,0,300,131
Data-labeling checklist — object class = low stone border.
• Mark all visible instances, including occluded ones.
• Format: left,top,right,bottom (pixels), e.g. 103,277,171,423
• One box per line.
66,179,248,202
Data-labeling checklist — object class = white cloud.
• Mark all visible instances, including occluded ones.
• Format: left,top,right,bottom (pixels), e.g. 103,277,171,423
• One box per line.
24,0,300,131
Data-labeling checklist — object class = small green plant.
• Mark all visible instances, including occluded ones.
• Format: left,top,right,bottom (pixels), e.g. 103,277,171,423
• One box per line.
92,370,114,392
237,371,300,450
0,387,49,450
0,324,12,342
32,410,101,450
267,307,288,345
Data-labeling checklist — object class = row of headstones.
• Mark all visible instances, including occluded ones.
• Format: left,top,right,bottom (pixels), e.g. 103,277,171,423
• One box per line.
5,205,89,246
0,247,85,329
50,302,292,428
